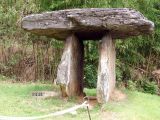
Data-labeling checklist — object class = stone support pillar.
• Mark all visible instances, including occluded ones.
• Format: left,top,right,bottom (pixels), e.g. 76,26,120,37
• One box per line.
97,33,116,103
56,34,84,97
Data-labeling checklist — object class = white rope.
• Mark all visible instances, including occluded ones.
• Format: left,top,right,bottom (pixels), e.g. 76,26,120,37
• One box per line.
0,101,89,120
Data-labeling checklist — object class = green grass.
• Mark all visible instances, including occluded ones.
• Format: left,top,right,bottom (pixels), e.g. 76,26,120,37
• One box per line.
103,91,160,120
0,77,100,120
0,76,160,120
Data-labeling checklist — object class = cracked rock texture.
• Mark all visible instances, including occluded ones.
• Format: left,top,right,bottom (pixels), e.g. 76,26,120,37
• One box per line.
22,8,154,40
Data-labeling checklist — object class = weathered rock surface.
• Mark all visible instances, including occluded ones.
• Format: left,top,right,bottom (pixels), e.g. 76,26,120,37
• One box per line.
97,33,115,103
56,34,84,97
22,8,154,40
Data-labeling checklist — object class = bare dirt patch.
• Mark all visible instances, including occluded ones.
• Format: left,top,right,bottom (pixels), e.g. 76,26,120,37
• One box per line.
110,89,127,102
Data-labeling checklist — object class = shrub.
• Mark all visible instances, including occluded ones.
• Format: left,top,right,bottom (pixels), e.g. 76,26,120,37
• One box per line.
141,80,158,94
127,80,137,91
127,78,158,95
84,64,97,88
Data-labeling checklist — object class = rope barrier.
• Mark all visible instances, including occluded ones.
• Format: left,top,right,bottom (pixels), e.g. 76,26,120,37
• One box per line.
0,101,89,120
83,96,92,120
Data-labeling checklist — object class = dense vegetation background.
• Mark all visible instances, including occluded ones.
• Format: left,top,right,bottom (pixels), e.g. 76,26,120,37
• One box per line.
0,0,160,95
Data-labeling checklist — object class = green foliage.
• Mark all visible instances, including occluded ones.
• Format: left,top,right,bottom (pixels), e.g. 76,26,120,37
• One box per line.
127,79,158,94
7,53,22,66
140,80,158,94
84,64,97,88
127,80,137,91
50,0,108,10
84,41,98,88
0,74,8,81
116,59,125,82
50,39,64,49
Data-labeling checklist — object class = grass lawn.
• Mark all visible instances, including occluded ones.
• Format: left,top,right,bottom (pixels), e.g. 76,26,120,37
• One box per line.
0,75,160,120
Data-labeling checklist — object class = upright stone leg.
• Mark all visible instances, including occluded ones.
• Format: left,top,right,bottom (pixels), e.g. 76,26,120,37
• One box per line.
97,33,116,103
56,34,84,97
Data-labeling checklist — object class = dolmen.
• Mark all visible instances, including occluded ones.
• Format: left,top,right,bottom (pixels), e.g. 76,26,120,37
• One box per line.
22,8,154,103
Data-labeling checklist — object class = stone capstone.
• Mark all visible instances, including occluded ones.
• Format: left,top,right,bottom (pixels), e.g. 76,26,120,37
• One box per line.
22,8,154,40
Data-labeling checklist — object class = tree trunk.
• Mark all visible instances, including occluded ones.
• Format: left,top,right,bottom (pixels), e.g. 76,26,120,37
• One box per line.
56,34,84,97
97,33,116,103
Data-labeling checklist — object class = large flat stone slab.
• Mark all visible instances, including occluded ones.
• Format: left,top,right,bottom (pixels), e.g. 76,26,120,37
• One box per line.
22,8,154,40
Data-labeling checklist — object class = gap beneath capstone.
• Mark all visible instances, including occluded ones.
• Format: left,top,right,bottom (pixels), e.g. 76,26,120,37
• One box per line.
75,30,109,40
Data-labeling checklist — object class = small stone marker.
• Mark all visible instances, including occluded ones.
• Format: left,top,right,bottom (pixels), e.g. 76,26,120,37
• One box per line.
32,91,59,99
22,8,154,103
